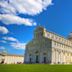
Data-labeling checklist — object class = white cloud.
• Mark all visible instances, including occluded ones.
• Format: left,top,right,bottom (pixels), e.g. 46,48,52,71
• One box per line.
3,36,18,42
0,0,53,26
1,36,26,50
0,0,53,15
0,26,9,34
0,14,36,26
0,46,7,54
0,46,5,50
10,42,26,50
0,0,16,15
0,40,7,43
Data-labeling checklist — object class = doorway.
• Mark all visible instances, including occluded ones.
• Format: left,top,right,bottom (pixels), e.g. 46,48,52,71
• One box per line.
36,55,39,63
29,58,32,63
43,57,46,63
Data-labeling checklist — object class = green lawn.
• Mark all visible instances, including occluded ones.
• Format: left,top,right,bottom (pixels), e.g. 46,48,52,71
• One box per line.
0,64,72,72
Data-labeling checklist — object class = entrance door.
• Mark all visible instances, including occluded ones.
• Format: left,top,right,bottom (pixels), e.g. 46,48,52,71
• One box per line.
29,58,32,63
44,57,46,63
36,55,39,63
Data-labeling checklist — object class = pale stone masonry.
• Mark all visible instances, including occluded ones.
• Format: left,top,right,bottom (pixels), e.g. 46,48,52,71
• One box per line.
0,53,24,64
24,26,72,64
4,54,24,64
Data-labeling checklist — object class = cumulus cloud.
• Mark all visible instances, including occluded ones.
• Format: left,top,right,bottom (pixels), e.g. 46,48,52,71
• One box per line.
1,36,26,50
10,42,26,50
3,36,19,42
0,14,36,26
0,0,52,26
0,26,9,34
0,0,52,15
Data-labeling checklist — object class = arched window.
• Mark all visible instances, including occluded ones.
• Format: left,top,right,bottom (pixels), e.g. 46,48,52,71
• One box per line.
43,53,46,55
35,51,38,54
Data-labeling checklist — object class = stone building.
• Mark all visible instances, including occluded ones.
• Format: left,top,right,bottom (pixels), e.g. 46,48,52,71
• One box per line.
4,54,24,64
0,49,7,64
0,53,5,63
0,51,24,64
24,26,72,64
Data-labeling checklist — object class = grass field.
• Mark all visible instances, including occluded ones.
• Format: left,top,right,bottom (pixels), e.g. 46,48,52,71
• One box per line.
0,64,72,72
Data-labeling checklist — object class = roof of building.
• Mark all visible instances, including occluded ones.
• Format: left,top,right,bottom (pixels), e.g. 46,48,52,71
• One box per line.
6,54,24,57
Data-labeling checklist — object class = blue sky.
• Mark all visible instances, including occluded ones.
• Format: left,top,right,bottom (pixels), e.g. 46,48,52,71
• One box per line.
0,0,72,55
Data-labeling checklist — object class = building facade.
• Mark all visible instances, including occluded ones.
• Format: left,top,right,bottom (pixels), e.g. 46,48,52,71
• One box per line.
24,26,72,64
0,53,24,64
0,53,5,63
4,54,24,64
